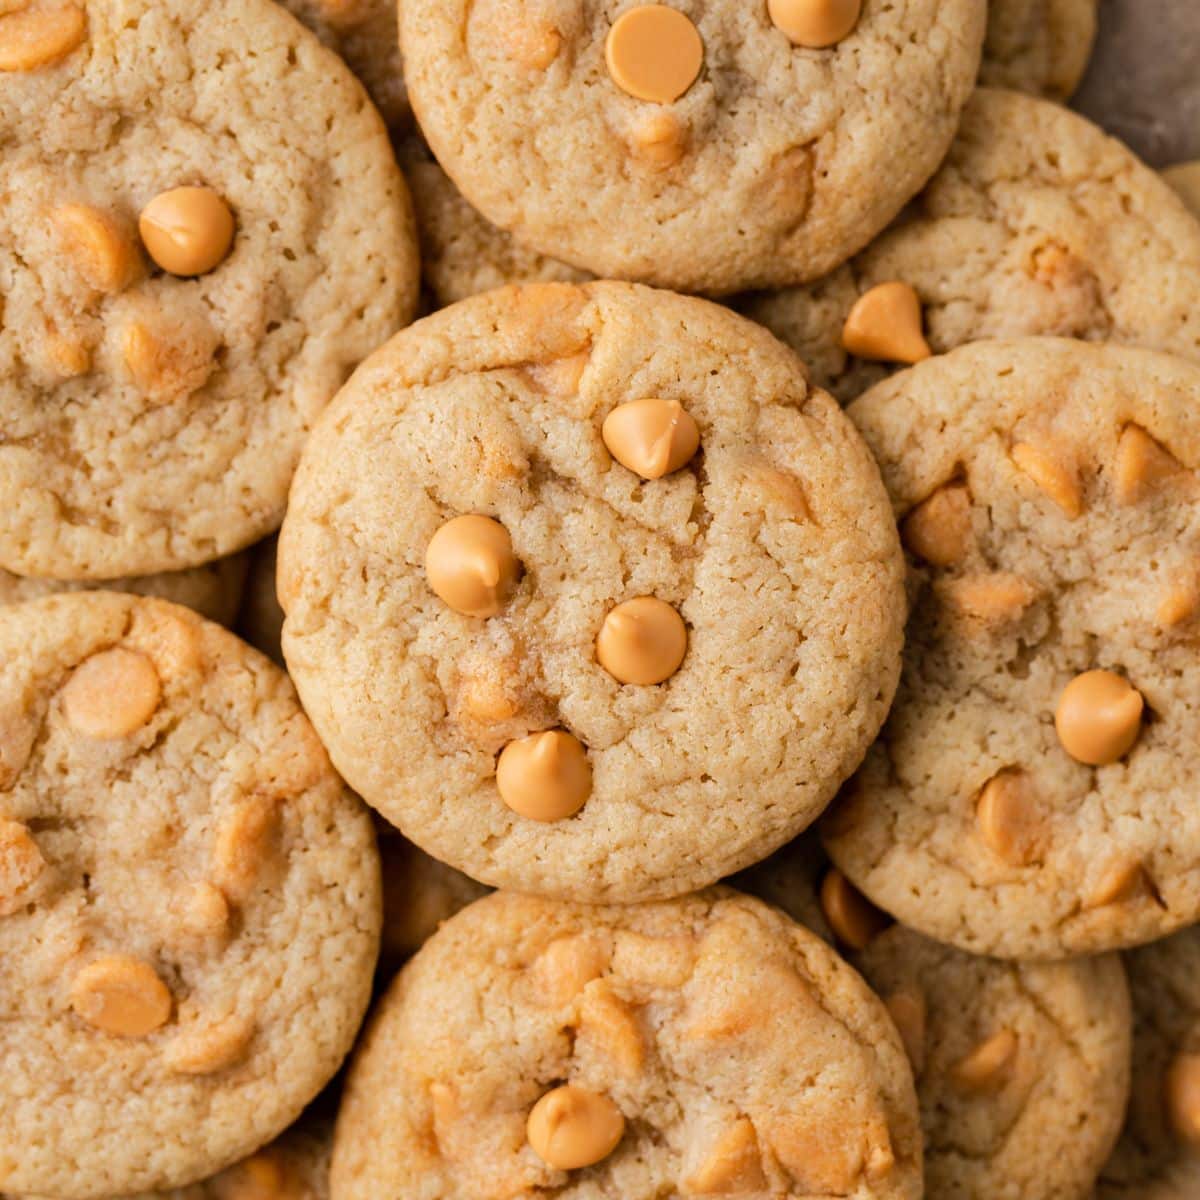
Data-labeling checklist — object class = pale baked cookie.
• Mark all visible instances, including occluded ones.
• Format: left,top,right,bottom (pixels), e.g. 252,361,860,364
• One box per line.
0,0,419,580
278,0,407,130
1097,929,1200,1199
0,593,380,1198
1164,162,1200,219
742,88,1200,404
331,889,922,1199
398,137,592,309
980,0,1097,100
278,281,905,902
400,0,986,295
0,555,249,627
823,337,1200,959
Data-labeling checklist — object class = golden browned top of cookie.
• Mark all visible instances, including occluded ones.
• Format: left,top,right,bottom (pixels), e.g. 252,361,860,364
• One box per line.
0,0,418,581
332,889,922,1199
826,337,1200,959
0,593,379,1198
278,281,905,902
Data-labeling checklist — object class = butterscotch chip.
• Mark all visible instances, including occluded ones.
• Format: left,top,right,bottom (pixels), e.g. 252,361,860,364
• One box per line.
841,282,932,365
604,6,702,105
683,1117,767,1193
576,978,644,1076
819,867,890,950
1055,670,1143,766
121,314,218,404
496,729,592,822
630,110,687,169
60,646,162,739
767,0,861,47
530,933,610,1006
164,1014,255,1075
53,203,139,293
882,989,926,1076
45,332,91,378
1166,1052,1200,1147
949,1028,1018,1093
1113,423,1187,505
213,793,283,903
182,880,231,939
601,396,700,480
70,955,173,1037
975,770,1044,866
935,572,1037,627
139,186,236,277
1011,439,1083,518
1085,859,1153,910
1158,571,1200,628
900,483,972,566
0,817,44,915
527,1085,626,1170
596,596,688,686
0,2,84,71
425,514,520,618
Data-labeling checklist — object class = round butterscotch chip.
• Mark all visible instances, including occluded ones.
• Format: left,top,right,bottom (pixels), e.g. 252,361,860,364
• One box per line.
60,646,162,739
1055,670,1144,766
496,730,592,822
819,867,890,951
842,282,931,366
70,954,173,1038
424,514,520,618
596,596,687,685
604,5,703,105
602,396,700,480
139,186,235,277
526,1085,626,1170
767,0,861,48
1166,1053,1200,1146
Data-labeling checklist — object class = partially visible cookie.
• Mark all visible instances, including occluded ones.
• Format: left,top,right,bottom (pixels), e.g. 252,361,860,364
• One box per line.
980,0,1097,100
0,0,419,580
332,889,922,1199
279,281,906,902
1164,161,1200,219
825,338,1200,959
1097,929,1200,1199
742,88,1200,403
401,0,986,294
0,593,380,1197
0,555,249,627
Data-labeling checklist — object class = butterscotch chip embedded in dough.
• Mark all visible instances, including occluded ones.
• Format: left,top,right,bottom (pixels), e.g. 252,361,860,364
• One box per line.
596,596,687,685
1055,670,1144,766
526,1084,626,1170
900,483,972,566
602,396,700,480
70,954,174,1037
53,202,140,293
0,816,45,915
0,2,85,72
139,186,235,277
60,647,162,739
605,6,703,105
767,0,860,48
424,514,520,618
1166,1053,1200,1147
496,730,593,822
819,867,889,950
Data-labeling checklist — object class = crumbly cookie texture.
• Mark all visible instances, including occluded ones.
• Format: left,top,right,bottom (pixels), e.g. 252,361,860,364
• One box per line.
278,281,905,902
824,337,1200,959
980,0,1097,100
741,88,1200,404
0,0,419,580
278,0,407,130
398,137,592,308
331,889,922,1200
1098,929,1200,1199
0,554,248,626
1164,161,1200,219
400,0,985,295
0,593,380,1198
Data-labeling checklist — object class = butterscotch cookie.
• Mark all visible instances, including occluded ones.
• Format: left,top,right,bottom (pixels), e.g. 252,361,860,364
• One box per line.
0,0,419,580
0,554,249,626
400,0,986,295
742,88,1200,403
0,593,380,1198
980,0,1097,100
1097,929,1200,1199
278,281,905,902
823,337,1200,959
332,889,922,1199
1164,161,1200,219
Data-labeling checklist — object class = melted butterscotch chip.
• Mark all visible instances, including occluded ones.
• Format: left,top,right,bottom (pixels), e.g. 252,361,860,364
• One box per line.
61,647,162,739
975,770,1044,866
949,1028,1017,1092
936,572,1037,627
1055,669,1143,766
1166,1052,1200,1147
820,868,890,950
901,482,972,566
70,955,173,1037
1085,858,1153,909
0,817,44,915
122,317,217,403
527,1085,625,1170
213,794,282,903
631,110,688,169
765,1116,891,1192
683,1118,767,1194
1159,573,1200,628
1010,440,1083,518
181,880,231,940
841,282,931,365
883,989,926,1076
577,978,644,1076
0,2,84,72
53,203,140,293
503,20,561,68
531,933,610,1006
1113,423,1187,505
45,332,91,378
605,5,702,104
164,1014,255,1075
522,350,590,396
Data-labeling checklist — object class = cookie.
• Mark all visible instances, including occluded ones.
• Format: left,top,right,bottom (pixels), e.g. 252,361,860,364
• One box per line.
331,888,922,1199
980,0,1097,100
823,337,1200,959
400,0,986,295
398,137,592,309
0,0,419,580
0,553,248,626
1097,929,1200,1199
0,593,380,1197
1164,161,1200,219
741,88,1200,404
278,0,407,130
278,281,905,902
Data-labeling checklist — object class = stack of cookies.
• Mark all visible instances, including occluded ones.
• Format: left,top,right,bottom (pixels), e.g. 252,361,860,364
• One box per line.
1,0,1198,1197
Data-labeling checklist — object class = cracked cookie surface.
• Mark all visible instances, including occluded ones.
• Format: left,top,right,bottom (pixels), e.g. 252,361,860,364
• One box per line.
981,0,1097,100
278,281,905,902
0,0,418,580
0,593,379,1198
742,89,1200,404
330,889,922,1200
823,337,1200,958
400,0,985,295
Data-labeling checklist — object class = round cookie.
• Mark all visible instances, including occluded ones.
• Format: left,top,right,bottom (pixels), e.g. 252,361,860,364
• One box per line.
980,0,1097,100
1097,928,1200,1199
0,0,419,580
0,593,380,1197
1164,162,1200,219
400,0,986,295
278,281,906,902
0,553,248,626
741,88,1200,404
823,337,1200,959
331,889,922,1199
